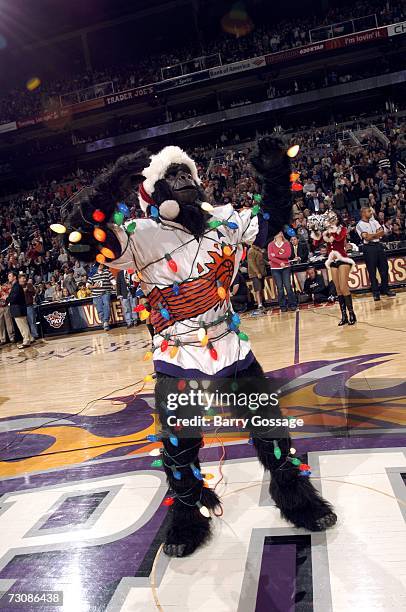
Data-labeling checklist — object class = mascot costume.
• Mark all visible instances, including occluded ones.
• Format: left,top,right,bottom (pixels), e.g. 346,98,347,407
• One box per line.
54,137,337,557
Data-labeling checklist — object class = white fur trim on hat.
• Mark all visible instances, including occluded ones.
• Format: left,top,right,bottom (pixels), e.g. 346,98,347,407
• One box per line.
140,146,201,212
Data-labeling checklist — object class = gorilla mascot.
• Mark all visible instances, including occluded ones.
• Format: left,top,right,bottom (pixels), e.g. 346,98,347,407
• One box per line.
56,138,337,557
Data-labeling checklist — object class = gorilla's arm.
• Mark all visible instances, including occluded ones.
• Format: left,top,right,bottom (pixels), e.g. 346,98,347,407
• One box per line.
60,150,149,263
250,137,292,239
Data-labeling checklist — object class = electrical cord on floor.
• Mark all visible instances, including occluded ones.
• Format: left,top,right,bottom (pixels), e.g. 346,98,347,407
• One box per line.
149,475,406,611
0,378,150,461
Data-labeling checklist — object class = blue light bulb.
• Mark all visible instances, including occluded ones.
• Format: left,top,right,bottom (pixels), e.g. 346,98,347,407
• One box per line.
147,434,159,442
117,202,130,217
135,288,144,298
190,463,203,479
232,313,240,326
227,221,239,229
160,307,170,320
169,435,178,447
229,323,238,332
263,213,270,220
172,282,180,296
150,206,159,218
173,469,181,480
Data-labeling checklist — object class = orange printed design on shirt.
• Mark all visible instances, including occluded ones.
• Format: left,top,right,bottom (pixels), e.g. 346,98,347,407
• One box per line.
148,250,235,334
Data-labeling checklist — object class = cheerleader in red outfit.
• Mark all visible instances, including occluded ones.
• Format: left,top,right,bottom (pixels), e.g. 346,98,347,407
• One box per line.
311,211,356,326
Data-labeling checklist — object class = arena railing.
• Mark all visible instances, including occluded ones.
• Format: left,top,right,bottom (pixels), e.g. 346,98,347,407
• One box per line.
309,14,378,43
160,53,222,81
60,81,114,108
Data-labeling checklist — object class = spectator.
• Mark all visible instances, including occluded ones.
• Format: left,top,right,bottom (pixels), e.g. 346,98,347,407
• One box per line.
247,244,266,312
230,270,249,313
6,270,33,349
268,231,297,312
20,274,39,340
0,281,15,345
63,269,77,296
89,263,113,330
116,270,138,328
304,266,335,303
44,281,57,301
289,236,309,263
356,206,396,301
76,282,91,299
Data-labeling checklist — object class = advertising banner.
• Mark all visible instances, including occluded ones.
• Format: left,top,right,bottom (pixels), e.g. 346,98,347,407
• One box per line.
155,70,210,92
387,21,406,37
17,109,71,129
39,298,126,337
209,56,266,78
265,26,388,66
251,254,406,303
104,85,155,106
0,121,17,133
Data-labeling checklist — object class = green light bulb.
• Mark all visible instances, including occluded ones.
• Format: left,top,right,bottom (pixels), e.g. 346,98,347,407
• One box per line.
126,221,136,234
113,211,125,225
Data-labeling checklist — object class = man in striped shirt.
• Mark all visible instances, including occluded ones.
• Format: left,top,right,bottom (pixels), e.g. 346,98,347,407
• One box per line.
89,263,113,330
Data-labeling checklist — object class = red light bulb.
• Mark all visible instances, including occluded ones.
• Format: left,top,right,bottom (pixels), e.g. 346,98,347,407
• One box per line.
92,209,106,223
134,304,146,312
165,253,178,272
162,497,174,506
208,342,218,361
161,339,169,352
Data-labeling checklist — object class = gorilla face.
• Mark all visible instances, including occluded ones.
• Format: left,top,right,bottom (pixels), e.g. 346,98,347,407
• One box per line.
164,163,199,205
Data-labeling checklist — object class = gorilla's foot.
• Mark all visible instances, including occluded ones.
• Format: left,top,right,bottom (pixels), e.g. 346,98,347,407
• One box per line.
270,470,337,532
163,488,221,557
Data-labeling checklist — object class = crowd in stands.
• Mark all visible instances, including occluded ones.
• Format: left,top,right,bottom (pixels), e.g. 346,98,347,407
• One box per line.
0,109,405,343
0,0,404,125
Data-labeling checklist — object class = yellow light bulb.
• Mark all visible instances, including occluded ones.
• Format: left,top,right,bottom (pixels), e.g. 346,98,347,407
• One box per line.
201,335,209,347
204,473,214,480
170,345,179,358
139,310,150,321
199,505,210,518
217,286,226,300
223,245,232,256
144,374,153,383
149,448,161,457
143,351,153,361
201,202,214,212
287,144,300,158
197,327,206,342
69,231,82,243
50,223,66,234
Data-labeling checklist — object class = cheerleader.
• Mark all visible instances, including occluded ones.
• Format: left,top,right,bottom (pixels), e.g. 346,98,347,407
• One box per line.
311,211,356,326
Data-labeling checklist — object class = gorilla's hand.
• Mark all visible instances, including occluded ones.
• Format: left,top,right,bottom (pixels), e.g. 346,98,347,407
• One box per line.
249,136,287,177
59,149,150,263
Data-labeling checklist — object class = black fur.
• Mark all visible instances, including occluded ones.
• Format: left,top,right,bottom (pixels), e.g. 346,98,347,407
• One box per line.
152,176,208,239
250,136,293,239
163,489,221,557
60,150,150,263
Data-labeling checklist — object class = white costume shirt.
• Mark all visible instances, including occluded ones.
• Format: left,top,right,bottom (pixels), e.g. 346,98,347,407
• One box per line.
109,205,259,377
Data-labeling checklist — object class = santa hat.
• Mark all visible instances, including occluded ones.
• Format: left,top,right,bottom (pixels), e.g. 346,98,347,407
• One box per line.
138,146,201,216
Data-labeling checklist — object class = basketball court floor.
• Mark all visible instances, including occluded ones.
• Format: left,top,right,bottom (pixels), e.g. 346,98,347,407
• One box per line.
0,293,405,611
